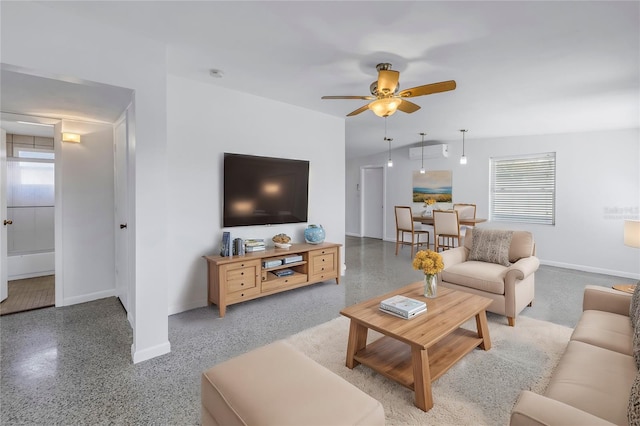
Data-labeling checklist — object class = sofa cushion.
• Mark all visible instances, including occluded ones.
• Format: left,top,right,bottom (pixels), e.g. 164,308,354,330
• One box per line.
545,340,636,426
441,261,506,295
630,372,640,426
468,229,513,266
570,309,633,356
508,231,535,263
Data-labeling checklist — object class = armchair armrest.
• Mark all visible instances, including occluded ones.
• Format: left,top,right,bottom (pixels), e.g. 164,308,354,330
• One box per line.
440,246,468,269
504,256,540,284
510,391,616,426
582,285,631,316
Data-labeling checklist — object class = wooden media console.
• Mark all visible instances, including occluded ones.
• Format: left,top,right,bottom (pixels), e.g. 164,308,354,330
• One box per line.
204,242,341,317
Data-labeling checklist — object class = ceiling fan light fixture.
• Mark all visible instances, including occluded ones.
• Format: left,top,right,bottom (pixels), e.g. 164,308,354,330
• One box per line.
369,98,402,117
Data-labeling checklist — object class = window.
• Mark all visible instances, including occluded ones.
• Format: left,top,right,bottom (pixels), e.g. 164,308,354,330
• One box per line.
6,151,55,255
490,152,556,225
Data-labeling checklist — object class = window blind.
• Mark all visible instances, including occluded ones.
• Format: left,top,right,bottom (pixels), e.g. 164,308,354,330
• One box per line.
490,152,556,225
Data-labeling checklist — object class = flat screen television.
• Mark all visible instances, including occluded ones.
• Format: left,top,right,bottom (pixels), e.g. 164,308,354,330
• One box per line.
223,153,309,227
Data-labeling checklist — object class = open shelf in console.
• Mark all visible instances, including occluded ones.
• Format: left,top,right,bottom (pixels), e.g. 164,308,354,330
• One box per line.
261,252,309,293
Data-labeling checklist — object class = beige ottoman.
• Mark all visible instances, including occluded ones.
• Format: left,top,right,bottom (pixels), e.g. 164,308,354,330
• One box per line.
201,340,385,426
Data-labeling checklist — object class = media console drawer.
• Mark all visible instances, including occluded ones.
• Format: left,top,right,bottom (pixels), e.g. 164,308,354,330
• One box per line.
204,242,341,317
309,247,338,281
262,273,308,293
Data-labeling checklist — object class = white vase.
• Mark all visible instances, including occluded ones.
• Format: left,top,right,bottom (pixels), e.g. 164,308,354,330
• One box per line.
424,274,437,298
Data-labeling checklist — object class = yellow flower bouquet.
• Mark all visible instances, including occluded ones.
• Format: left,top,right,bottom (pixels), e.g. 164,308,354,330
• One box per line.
412,250,444,275
412,250,444,298
423,198,436,207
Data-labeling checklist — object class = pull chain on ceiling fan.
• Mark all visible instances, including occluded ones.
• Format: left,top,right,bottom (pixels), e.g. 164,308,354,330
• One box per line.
322,63,456,117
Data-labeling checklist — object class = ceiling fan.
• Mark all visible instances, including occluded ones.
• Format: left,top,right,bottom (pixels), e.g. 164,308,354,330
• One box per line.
322,63,456,118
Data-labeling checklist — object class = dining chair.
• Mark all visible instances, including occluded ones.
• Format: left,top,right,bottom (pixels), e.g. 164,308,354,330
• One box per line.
453,203,477,239
453,203,477,222
433,209,461,252
394,206,430,258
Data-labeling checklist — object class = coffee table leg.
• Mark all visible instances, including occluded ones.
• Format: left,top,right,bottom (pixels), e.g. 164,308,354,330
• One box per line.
345,320,368,369
411,346,433,411
475,310,492,350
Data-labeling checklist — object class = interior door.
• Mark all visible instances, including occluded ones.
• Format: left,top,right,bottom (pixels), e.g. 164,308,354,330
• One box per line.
361,166,384,239
1,129,8,302
114,116,129,313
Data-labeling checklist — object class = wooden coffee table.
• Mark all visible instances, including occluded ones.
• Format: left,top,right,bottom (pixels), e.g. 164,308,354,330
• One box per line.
340,282,492,412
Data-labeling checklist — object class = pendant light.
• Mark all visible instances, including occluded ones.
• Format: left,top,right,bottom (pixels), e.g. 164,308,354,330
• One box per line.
419,132,427,174
384,117,393,167
459,129,468,165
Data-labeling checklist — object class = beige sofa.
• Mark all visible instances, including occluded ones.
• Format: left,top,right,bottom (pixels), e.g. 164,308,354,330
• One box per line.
510,285,638,425
438,228,539,326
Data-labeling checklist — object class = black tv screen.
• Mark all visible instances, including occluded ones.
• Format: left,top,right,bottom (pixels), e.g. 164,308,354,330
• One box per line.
223,153,309,227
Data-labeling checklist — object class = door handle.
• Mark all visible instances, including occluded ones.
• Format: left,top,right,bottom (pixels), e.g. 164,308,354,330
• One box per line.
3,220,12,226
120,224,127,229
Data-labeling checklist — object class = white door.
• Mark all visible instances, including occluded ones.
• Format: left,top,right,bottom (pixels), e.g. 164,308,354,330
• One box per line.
1,129,8,302
114,116,129,313
361,166,384,239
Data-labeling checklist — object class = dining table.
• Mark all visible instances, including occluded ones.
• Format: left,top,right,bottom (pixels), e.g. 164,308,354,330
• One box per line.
413,216,487,227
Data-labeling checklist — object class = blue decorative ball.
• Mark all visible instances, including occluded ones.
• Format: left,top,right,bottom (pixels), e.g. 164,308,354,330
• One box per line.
304,224,325,244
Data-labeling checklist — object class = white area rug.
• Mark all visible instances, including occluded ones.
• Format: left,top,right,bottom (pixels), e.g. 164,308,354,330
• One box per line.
285,315,572,426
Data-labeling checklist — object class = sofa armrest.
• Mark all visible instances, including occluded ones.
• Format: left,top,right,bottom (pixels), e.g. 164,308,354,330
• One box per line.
504,256,540,284
439,246,468,269
582,285,631,316
510,391,616,426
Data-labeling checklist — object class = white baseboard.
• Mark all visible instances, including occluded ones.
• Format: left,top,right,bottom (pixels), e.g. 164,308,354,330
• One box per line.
9,270,55,280
540,259,640,280
345,232,360,237
63,289,116,306
131,341,171,364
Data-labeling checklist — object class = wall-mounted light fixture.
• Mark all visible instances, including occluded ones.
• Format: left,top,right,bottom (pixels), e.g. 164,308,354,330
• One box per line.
624,220,640,248
459,129,468,165
419,132,427,174
62,132,81,143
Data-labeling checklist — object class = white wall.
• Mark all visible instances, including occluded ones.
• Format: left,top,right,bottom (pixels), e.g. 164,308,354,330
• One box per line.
2,1,169,363
59,121,116,304
347,128,640,278
166,75,346,314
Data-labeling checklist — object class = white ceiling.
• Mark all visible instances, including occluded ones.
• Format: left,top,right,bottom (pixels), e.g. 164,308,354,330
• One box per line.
1,67,134,137
3,1,639,158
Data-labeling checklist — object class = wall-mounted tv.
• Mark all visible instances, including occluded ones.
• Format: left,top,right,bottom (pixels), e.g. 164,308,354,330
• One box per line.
223,153,309,227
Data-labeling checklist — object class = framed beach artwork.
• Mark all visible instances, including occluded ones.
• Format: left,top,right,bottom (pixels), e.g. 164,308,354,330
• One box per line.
412,170,452,203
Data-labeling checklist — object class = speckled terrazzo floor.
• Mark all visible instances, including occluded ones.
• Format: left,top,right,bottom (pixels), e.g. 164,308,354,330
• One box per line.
0,236,636,425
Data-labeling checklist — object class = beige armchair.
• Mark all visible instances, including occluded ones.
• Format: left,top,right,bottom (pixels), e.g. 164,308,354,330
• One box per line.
438,228,539,326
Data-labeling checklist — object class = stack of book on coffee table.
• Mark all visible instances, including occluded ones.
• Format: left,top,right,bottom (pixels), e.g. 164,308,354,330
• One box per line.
379,295,427,319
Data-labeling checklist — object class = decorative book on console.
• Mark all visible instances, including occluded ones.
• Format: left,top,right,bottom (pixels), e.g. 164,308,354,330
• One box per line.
380,295,427,319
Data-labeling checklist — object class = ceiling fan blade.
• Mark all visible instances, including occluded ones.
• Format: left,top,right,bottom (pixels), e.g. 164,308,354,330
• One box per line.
322,95,375,100
396,99,421,114
346,104,371,117
377,70,400,95
398,80,457,98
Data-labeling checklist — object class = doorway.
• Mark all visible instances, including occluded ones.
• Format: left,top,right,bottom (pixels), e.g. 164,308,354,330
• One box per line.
360,166,385,239
0,120,56,315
